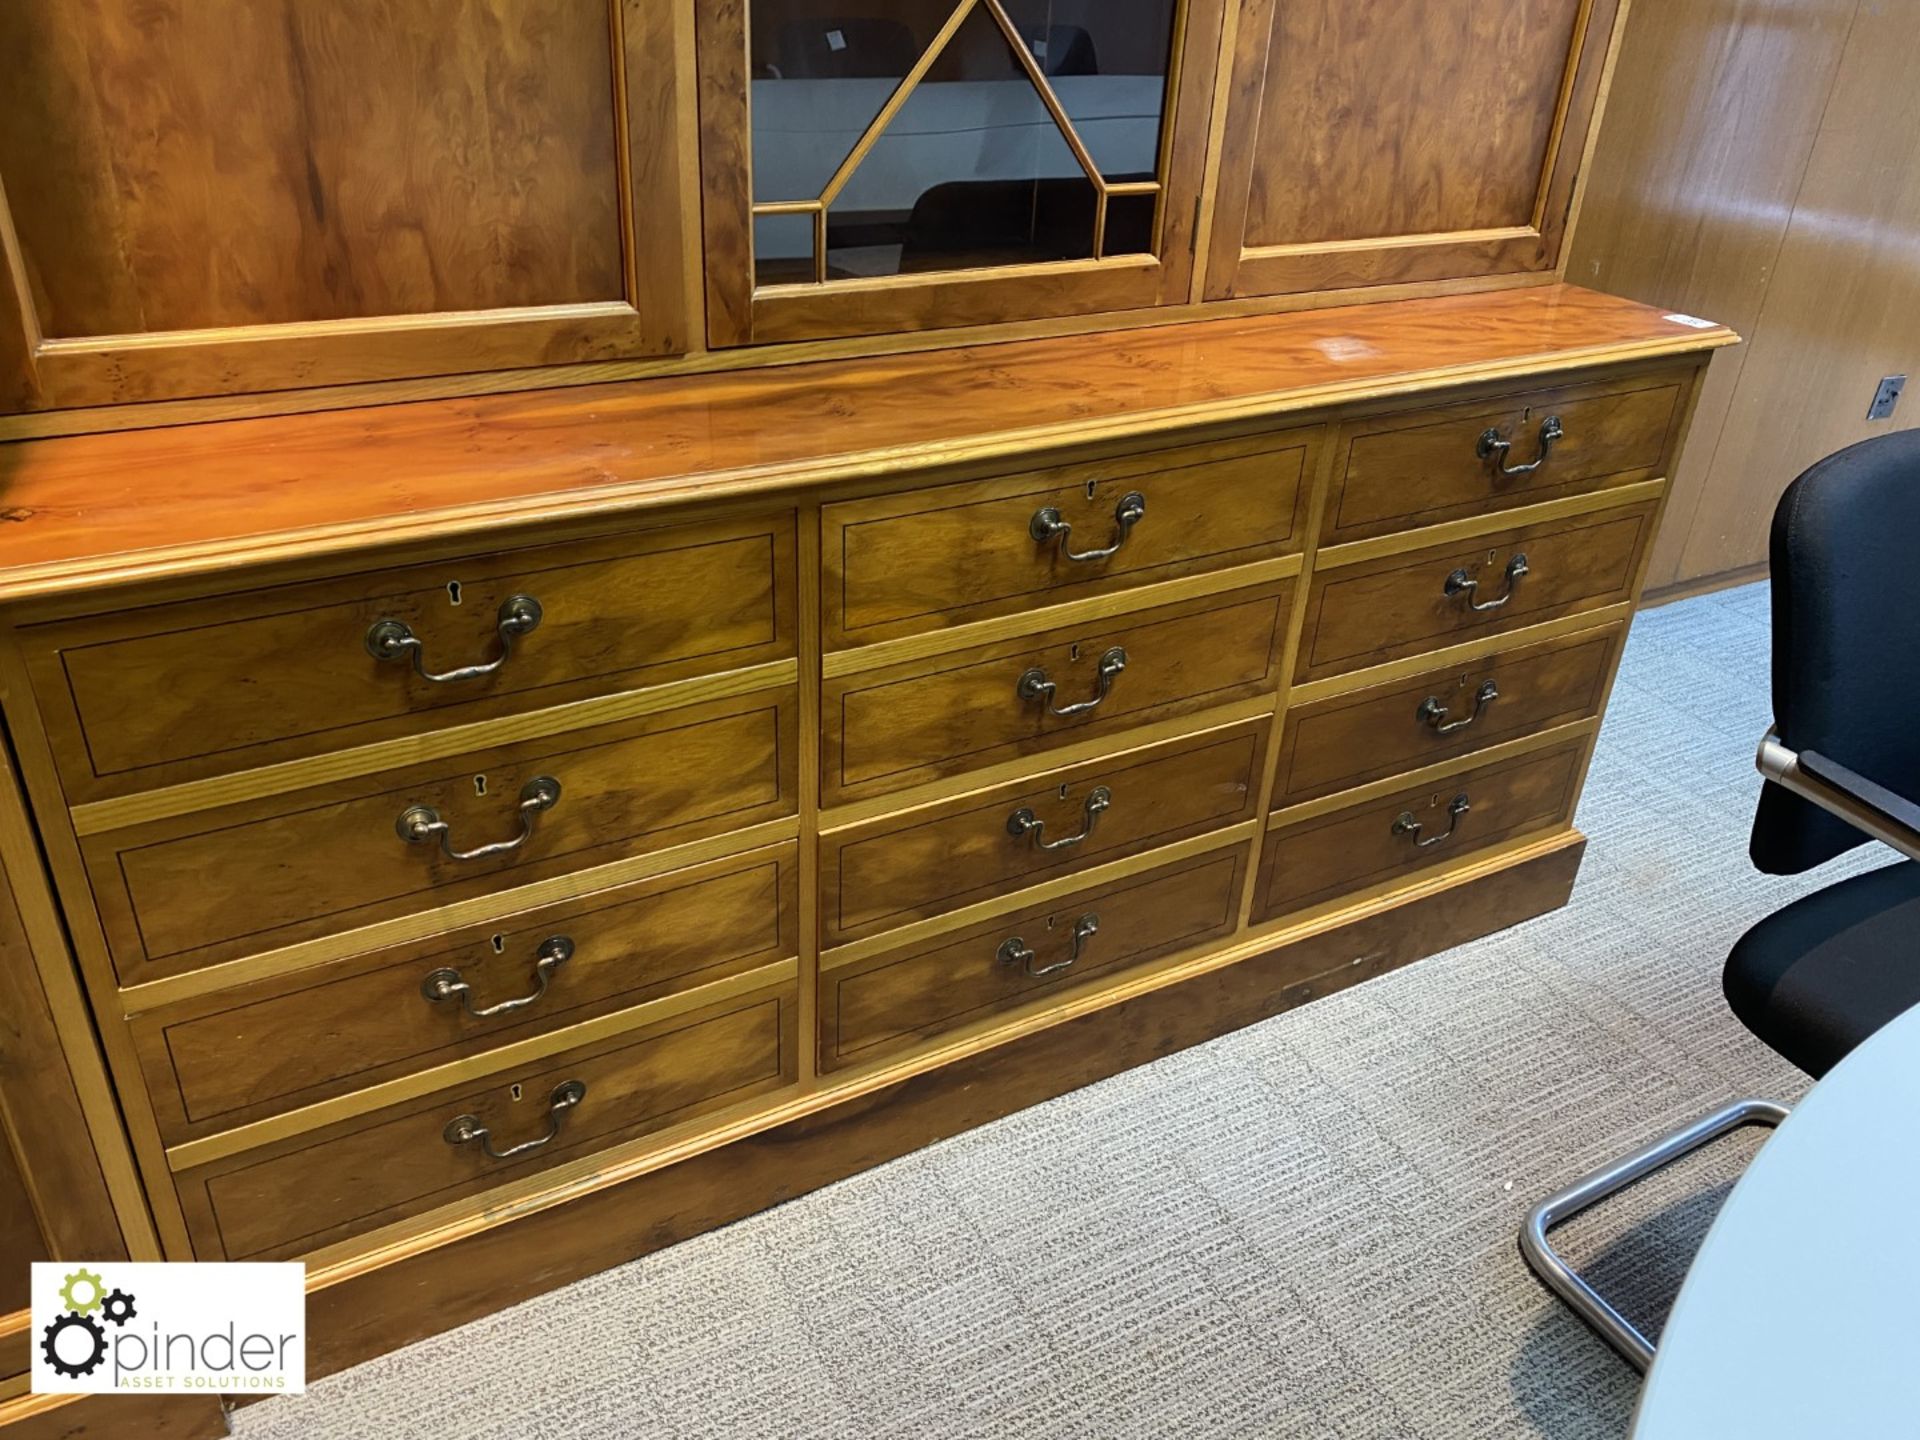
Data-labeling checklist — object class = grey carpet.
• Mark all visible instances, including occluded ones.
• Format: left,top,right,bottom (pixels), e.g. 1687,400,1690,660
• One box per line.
237,582,1886,1439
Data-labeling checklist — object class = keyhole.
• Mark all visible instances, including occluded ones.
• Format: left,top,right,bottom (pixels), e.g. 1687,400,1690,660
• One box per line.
1085,479,1098,501
473,774,488,797
447,580,463,606
509,1083,524,1102
489,933,506,954
1058,783,1070,800
1069,642,1082,663
1045,915,1058,931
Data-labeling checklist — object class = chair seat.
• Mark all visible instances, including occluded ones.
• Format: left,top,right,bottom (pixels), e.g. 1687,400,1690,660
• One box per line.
1724,859,1920,1078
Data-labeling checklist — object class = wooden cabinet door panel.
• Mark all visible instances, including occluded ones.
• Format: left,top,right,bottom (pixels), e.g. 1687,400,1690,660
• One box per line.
0,0,691,410
1,750,134,1374
1206,0,1623,301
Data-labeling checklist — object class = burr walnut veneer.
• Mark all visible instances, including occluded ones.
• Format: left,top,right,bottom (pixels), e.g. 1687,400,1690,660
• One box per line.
0,287,1731,1413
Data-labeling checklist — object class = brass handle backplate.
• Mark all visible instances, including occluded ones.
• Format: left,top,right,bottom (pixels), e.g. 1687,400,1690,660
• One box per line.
1445,554,1529,613
1417,680,1500,735
1393,794,1471,849
366,594,543,684
1030,492,1146,563
997,913,1100,978
421,935,575,1019
443,1078,586,1162
1018,646,1127,718
398,776,561,862
1007,786,1112,852
1477,415,1564,478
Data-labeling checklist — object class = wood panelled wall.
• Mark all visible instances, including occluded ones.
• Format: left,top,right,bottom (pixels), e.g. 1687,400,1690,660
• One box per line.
1568,0,1920,597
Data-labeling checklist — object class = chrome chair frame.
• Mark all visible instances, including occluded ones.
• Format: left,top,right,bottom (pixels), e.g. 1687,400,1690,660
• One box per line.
1520,1098,1787,1371
1519,727,1920,1370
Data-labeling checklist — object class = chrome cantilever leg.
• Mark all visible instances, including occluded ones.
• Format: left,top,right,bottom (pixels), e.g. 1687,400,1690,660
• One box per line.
1518,1097,1790,1372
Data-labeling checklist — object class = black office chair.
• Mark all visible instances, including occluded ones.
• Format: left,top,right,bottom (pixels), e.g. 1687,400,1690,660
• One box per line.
1521,429,1920,1370
897,173,1157,272
1033,24,1097,75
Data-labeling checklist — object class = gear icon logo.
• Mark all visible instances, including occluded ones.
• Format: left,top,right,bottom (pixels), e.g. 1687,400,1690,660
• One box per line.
57,1268,104,1316
41,1311,107,1379
40,1269,137,1380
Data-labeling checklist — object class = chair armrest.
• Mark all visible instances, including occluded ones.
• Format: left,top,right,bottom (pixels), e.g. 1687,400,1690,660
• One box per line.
1798,748,1920,849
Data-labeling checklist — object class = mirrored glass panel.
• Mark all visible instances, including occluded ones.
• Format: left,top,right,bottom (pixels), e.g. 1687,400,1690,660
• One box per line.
748,0,1178,287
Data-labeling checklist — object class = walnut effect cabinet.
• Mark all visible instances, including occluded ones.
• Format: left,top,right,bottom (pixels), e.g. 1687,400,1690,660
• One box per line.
0,1,1738,1429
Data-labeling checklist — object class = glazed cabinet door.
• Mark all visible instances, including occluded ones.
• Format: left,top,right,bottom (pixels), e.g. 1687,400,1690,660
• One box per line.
1203,0,1623,301
0,1,693,412
697,0,1227,345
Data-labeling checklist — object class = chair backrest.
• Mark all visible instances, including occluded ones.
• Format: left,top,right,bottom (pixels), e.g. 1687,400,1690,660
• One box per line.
1037,25,1098,75
1752,429,1920,873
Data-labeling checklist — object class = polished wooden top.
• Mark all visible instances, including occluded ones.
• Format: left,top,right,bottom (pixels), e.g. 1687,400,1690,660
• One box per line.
0,285,1732,602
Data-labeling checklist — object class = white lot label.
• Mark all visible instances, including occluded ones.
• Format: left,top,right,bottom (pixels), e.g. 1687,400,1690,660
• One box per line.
32,1262,306,1395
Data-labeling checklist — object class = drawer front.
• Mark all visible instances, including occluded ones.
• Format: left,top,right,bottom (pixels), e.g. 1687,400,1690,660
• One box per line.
130,845,798,1142
1253,740,1586,925
822,719,1265,945
824,429,1315,647
83,690,798,985
1272,624,1624,808
175,982,798,1260
25,512,797,801
1295,501,1655,684
1323,372,1685,545
823,847,1246,1070
824,584,1291,804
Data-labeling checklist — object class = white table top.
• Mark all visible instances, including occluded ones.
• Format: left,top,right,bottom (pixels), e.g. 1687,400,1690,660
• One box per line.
1630,1000,1920,1436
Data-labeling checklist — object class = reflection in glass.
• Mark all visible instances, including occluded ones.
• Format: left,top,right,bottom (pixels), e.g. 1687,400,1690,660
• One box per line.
750,17,908,205
1000,0,1176,177
747,0,1177,286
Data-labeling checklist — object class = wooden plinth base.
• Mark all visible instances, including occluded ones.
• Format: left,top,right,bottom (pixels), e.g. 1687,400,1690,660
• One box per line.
0,1391,227,1440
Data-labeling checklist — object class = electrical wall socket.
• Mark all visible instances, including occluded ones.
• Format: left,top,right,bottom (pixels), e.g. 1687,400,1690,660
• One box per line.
1868,375,1907,422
